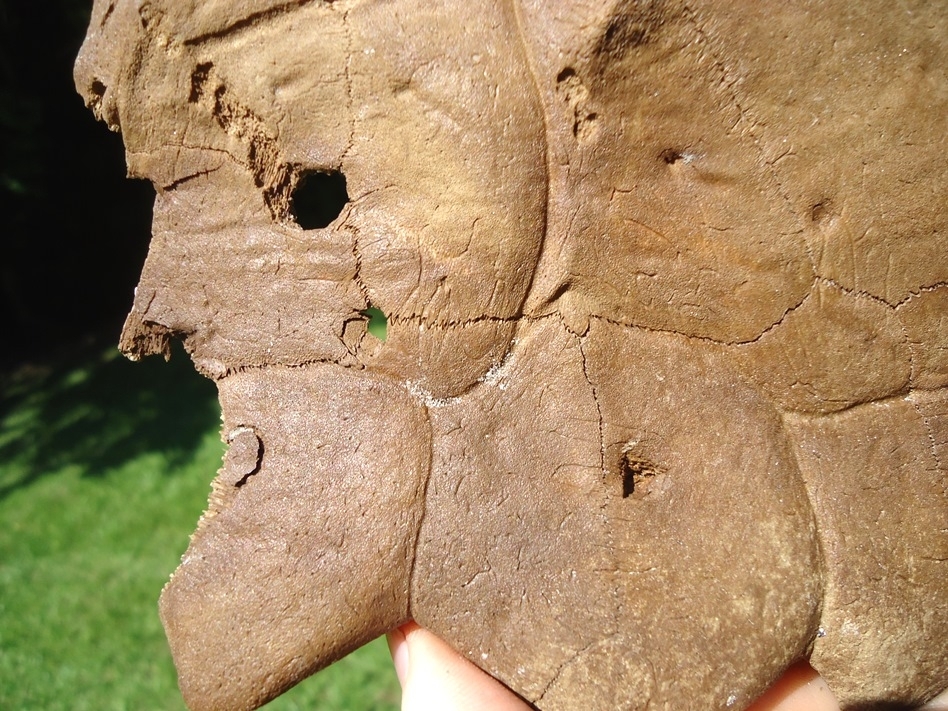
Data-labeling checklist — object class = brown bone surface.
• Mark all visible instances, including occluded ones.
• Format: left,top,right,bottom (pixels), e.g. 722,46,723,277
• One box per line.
75,1,948,709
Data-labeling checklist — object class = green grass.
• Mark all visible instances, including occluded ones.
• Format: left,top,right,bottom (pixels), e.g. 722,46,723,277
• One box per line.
0,340,400,710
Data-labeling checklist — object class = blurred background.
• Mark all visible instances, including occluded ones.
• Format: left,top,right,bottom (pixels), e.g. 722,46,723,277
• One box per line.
0,1,399,708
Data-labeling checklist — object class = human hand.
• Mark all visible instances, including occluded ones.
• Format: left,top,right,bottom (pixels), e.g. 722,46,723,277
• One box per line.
386,622,836,711
387,622,534,711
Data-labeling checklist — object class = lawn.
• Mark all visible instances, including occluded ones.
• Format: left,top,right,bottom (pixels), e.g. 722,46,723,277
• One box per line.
0,339,400,710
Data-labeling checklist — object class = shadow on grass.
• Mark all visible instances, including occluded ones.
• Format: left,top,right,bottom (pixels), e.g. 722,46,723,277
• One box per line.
0,336,220,499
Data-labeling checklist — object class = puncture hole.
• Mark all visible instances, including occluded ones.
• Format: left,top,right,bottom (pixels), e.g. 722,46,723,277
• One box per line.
361,306,388,341
291,170,349,229
621,451,663,499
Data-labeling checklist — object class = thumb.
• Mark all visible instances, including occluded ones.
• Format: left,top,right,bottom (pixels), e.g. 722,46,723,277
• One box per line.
387,622,533,711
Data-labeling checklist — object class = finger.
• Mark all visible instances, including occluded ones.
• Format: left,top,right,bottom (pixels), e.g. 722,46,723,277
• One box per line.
387,624,411,686
921,687,948,710
386,629,942,711
387,622,533,711
746,661,840,711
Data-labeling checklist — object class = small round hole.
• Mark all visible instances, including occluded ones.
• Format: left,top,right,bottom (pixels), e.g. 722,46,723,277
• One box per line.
361,306,388,341
660,148,683,164
290,170,349,229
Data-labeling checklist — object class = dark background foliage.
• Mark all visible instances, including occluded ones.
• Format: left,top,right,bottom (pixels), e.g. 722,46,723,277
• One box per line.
0,0,155,368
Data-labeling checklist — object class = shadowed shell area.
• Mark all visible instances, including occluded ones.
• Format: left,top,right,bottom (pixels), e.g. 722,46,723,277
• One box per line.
74,1,947,710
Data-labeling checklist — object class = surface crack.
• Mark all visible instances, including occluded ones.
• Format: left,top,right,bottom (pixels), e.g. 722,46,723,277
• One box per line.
682,4,817,278
816,276,898,310
213,355,352,381
908,388,948,475
894,281,948,308
387,313,521,330
571,324,622,692
183,0,330,46
161,164,224,191
339,7,356,162
508,0,551,325
407,406,435,620
188,62,295,221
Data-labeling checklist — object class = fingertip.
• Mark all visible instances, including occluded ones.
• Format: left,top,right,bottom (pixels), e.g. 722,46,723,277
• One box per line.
746,661,840,711
393,624,533,711
921,687,948,710
386,624,412,686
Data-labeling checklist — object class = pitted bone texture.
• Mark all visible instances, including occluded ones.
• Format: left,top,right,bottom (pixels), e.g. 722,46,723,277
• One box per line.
75,1,947,710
